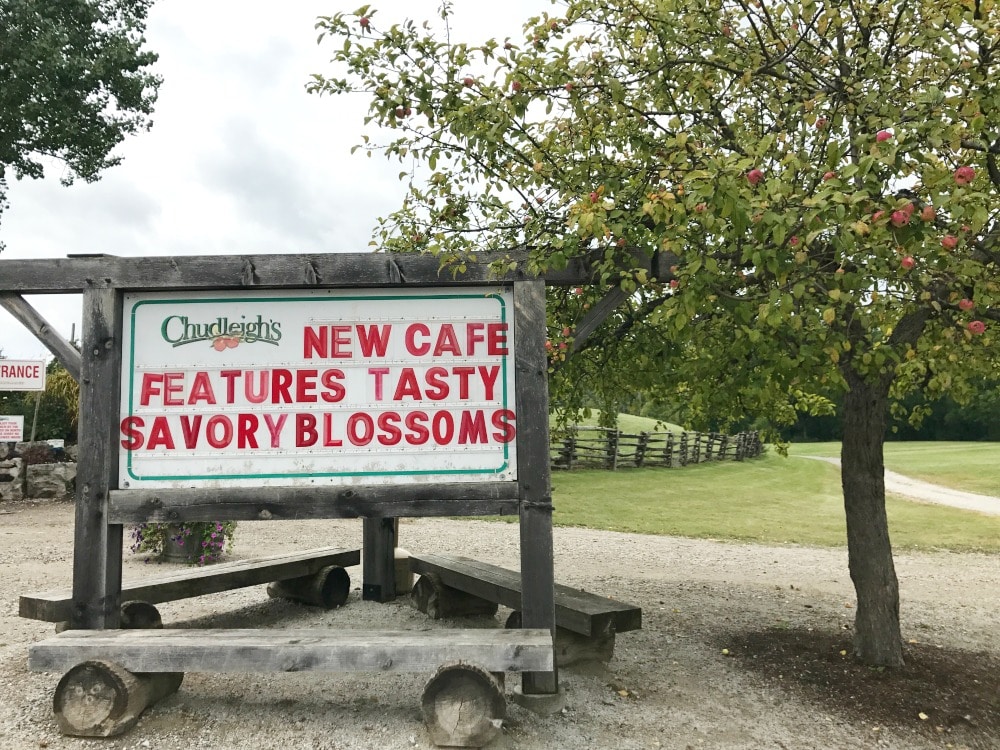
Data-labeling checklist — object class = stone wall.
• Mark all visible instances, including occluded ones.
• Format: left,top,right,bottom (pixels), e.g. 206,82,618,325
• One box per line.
0,442,77,502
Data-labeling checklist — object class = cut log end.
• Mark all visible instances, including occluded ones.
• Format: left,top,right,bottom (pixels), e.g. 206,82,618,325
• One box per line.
120,601,163,630
422,662,506,748
53,660,182,737
267,565,351,609
411,574,498,620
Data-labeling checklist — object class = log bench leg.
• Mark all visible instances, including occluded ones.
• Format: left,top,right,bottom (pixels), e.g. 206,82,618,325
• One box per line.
53,660,182,737
56,600,163,633
421,662,506,748
266,565,351,609
506,611,615,667
410,574,499,620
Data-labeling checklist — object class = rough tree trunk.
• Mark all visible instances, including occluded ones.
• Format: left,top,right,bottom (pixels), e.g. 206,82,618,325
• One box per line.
840,370,904,667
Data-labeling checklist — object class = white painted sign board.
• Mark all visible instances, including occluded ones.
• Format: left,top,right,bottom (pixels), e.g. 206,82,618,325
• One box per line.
0,359,46,391
0,415,24,442
119,288,517,489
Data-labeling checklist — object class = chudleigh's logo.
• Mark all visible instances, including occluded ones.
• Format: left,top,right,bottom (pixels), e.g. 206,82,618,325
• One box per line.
161,314,282,350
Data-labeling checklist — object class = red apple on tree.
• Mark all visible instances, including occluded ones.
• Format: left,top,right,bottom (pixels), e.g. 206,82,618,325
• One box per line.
920,205,935,221
669,279,679,289
746,168,764,186
822,171,836,181
967,320,986,335
959,298,975,311
954,166,975,185
890,210,910,227
941,234,958,250
512,80,523,92
463,77,475,87
815,117,828,130
900,256,915,270
876,129,892,142
359,16,370,29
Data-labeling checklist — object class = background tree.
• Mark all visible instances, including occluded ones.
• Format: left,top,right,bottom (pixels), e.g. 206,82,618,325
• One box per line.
0,0,160,240
312,0,1000,666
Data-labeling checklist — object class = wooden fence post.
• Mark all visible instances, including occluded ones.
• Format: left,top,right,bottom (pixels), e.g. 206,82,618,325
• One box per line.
635,432,649,467
606,430,620,470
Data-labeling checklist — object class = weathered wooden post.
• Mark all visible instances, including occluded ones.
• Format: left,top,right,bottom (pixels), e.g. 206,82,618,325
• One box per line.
72,288,125,630
513,280,560,708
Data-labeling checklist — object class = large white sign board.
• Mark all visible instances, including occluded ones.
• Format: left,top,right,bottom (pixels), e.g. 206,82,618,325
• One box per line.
0,359,46,391
119,288,517,489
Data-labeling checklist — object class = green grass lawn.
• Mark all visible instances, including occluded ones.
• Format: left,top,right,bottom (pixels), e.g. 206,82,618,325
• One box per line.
788,441,1000,496
549,450,1000,552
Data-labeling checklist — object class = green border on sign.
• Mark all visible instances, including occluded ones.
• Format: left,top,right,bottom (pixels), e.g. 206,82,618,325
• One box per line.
124,292,513,482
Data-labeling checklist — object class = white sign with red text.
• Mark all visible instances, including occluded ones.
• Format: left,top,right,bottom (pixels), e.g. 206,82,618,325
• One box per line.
119,288,517,488
0,359,46,391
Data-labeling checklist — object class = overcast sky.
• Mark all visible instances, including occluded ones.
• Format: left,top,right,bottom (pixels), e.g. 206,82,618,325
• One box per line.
0,0,543,360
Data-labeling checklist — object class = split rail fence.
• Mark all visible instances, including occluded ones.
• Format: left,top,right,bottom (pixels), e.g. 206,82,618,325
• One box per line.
550,428,762,470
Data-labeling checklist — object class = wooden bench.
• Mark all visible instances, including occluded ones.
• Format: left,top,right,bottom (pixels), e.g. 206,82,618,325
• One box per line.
408,554,641,665
20,546,361,623
29,628,553,744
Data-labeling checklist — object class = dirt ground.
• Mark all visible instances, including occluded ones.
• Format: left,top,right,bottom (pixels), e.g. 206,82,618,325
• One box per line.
1,501,997,750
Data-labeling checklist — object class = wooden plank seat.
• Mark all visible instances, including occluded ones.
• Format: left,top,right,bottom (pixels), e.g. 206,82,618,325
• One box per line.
19,546,360,623
409,554,640,666
408,554,642,637
28,627,554,674
29,628,553,743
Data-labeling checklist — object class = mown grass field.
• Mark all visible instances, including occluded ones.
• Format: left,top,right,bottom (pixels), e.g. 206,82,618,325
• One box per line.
787,441,1000,497
540,418,1000,552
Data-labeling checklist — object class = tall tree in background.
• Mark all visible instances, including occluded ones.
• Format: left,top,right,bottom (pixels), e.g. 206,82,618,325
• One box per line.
0,0,160,240
312,0,1000,665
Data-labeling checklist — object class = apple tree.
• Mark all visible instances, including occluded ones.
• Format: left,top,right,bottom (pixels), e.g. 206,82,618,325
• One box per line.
311,0,1000,666
0,0,160,241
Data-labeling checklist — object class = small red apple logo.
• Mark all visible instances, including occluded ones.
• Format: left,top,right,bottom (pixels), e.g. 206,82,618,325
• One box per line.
941,234,958,250
954,166,975,185
900,256,915,270
211,337,227,351
746,169,764,186
876,130,892,142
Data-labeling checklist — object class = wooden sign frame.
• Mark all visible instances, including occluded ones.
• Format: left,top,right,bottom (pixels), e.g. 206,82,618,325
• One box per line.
1,251,583,698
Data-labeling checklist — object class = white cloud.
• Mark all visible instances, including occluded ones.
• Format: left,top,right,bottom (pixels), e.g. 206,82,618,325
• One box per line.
0,0,541,359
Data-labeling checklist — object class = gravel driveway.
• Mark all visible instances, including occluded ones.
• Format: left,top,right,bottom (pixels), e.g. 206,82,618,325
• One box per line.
1,502,997,750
